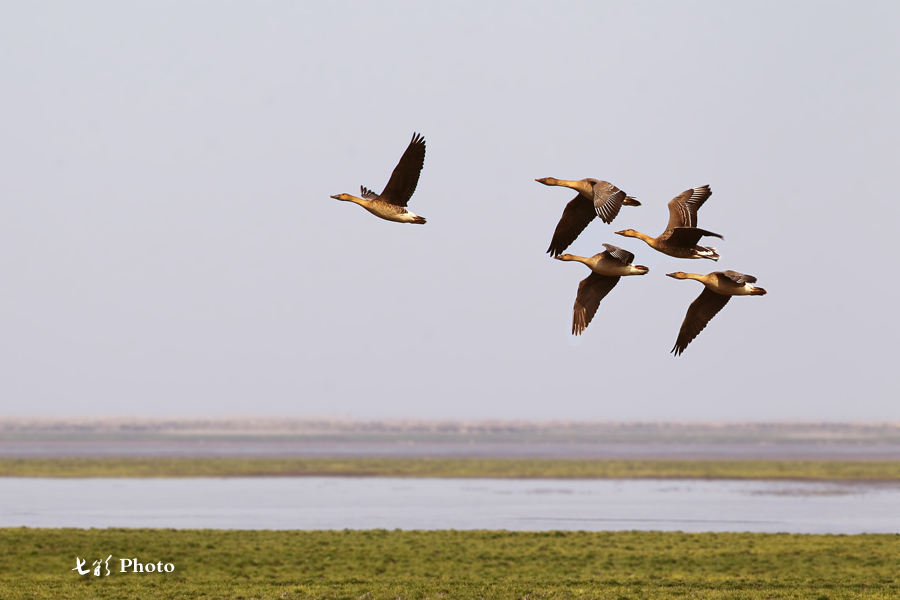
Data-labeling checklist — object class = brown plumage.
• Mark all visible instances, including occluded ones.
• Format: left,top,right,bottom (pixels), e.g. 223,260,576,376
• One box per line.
330,133,427,224
556,244,649,336
667,270,768,356
615,185,722,260
535,177,640,257
572,273,621,335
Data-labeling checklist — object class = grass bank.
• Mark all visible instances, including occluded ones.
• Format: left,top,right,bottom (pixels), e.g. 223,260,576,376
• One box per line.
1,457,899,480
1,528,897,599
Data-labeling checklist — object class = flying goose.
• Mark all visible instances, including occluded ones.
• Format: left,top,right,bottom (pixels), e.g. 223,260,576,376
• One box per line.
615,185,722,260
331,133,427,224
667,270,767,356
556,244,649,335
536,177,640,257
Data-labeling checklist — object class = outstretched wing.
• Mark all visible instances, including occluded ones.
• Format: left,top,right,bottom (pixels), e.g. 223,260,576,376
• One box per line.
379,132,426,207
591,180,629,224
572,273,620,336
671,287,731,356
666,185,712,231
601,243,635,265
547,195,595,257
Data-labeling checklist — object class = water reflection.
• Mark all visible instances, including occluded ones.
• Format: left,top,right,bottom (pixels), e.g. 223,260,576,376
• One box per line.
1,477,897,533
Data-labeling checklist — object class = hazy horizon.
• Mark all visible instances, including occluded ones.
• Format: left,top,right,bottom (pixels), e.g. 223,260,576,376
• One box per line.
3,416,900,433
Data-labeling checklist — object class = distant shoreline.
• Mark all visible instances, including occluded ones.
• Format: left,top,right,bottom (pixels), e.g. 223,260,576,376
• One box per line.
2,456,900,481
3,417,899,440
3,418,900,460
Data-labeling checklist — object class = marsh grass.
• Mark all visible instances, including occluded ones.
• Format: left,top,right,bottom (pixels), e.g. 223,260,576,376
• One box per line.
1,529,897,599
2,457,900,480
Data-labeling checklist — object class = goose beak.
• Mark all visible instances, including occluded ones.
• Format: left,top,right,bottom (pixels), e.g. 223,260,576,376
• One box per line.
330,194,340,200
614,230,624,235
665,273,677,278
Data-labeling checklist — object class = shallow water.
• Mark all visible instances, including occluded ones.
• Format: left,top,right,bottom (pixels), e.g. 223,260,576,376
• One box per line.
1,477,897,533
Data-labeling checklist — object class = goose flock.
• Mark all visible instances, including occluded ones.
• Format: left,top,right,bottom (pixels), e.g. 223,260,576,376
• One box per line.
331,132,766,356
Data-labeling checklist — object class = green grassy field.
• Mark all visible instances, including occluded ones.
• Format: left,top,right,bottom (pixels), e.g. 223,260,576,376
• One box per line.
3,459,897,597
2,457,900,480
1,528,897,599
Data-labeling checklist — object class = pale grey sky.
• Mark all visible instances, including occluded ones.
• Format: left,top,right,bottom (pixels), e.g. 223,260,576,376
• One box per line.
1,1,898,420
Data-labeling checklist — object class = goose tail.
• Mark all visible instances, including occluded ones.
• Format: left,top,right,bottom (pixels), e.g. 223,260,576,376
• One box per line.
699,246,719,261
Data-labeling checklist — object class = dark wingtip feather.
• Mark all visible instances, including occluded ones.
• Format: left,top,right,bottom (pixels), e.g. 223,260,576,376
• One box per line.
572,312,584,336
697,229,725,240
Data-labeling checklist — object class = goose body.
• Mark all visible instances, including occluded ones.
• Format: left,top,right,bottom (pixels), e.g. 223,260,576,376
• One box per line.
331,133,427,224
536,177,640,257
615,185,722,260
331,192,427,224
556,244,649,335
667,270,767,356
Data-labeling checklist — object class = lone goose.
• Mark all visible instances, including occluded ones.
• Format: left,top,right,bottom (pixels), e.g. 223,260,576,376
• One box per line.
615,185,722,260
331,133,427,224
536,177,640,257
667,270,767,356
556,243,649,335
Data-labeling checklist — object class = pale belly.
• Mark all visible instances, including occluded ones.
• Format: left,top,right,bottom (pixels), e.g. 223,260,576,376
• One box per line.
590,262,639,277
365,202,421,223
704,281,754,296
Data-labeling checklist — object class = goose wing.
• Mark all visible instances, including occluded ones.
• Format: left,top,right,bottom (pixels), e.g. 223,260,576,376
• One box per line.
666,185,712,231
664,226,724,248
572,273,620,336
359,186,379,199
601,243,635,265
719,270,757,284
590,180,629,225
671,287,731,356
547,195,595,257
379,132,426,207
